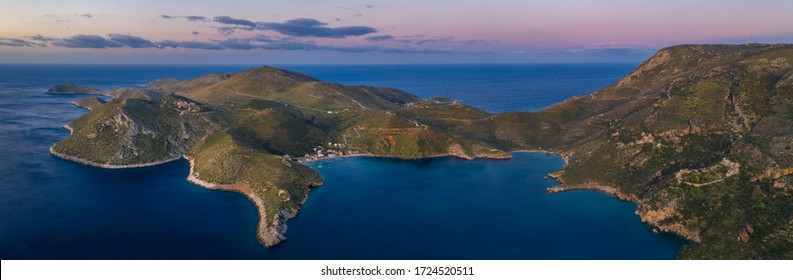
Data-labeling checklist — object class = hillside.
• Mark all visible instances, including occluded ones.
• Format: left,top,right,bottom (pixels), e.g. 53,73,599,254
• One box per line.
51,94,221,167
49,45,793,258
540,44,793,259
71,96,106,111
149,65,422,110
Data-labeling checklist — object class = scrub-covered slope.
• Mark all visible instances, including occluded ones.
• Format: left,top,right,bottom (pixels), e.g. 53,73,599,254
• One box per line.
542,44,793,259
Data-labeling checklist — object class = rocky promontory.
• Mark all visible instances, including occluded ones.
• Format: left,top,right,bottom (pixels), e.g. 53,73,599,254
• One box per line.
47,83,103,95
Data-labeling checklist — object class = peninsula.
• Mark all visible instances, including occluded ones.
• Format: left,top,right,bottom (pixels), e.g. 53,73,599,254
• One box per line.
50,44,793,259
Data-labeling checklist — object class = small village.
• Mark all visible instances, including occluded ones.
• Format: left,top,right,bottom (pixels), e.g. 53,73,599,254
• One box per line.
291,142,361,163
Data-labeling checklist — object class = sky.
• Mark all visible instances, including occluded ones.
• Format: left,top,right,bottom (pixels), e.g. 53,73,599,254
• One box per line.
1,0,792,64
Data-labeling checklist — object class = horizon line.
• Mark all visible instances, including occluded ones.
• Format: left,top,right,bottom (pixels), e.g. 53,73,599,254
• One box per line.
0,61,644,66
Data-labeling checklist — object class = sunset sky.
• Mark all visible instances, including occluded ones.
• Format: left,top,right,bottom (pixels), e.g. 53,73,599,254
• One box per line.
1,0,791,64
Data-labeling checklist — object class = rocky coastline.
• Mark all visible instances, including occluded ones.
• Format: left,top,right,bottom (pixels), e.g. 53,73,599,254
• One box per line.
49,146,182,169
637,202,702,243
47,147,304,247
185,156,322,247
547,183,640,202
511,149,568,164
545,174,700,243
50,122,181,169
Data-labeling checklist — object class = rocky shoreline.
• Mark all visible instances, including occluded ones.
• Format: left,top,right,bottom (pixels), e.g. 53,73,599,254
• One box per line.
511,149,568,164
51,111,296,246
50,144,300,247
637,203,702,243
545,175,700,243
184,157,277,246
185,156,322,247
49,123,181,169
49,146,181,169
307,150,513,163
546,183,640,202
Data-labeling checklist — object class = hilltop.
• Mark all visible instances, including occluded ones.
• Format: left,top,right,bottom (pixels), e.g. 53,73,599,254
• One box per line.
149,66,422,110
50,44,793,258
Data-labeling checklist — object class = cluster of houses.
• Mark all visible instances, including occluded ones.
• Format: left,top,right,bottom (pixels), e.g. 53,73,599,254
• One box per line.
296,142,359,162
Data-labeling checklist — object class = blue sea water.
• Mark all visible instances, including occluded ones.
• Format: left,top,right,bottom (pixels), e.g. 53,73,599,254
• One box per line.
287,64,635,113
0,63,685,259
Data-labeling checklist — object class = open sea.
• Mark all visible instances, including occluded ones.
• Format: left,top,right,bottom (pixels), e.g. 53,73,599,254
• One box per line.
0,63,686,259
